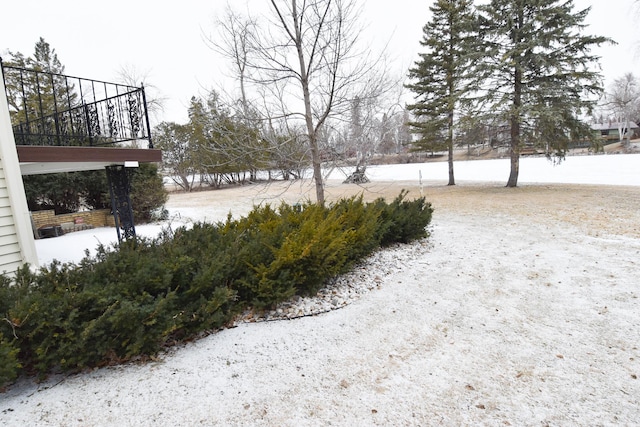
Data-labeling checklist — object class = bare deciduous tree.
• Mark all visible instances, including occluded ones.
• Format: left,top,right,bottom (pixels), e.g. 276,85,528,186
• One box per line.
116,64,167,126
205,8,308,183
604,73,640,146
341,84,406,183
205,6,258,119
232,0,381,205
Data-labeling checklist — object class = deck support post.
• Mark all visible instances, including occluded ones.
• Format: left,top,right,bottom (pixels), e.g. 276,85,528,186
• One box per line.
106,165,136,241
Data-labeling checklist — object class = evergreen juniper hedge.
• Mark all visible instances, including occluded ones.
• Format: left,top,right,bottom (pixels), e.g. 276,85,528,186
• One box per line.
0,191,432,388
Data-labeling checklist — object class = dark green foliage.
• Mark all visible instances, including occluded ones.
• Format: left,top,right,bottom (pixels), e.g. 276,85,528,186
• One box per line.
23,173,83,214
153,121,197,192
0,332,20,387
81,170,111,210
23,164,166,220
2,243,238,377
0,274,22,386
130,163,169,222
375,190,434,246
154,92,308,191
406,0,477,157
0,192,432,388
406,0,477,186
476,0,612,186
3,38,73,127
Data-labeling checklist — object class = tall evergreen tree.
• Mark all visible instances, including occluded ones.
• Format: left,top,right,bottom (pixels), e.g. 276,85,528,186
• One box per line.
31,37,64,73
406,0,477,186
3,37,74,128
477,0,611,187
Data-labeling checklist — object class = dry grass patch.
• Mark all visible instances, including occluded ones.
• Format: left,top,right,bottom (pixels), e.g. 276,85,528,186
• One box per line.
168,180,640,239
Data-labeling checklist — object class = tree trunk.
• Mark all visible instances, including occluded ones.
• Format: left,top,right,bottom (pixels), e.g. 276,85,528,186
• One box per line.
507,79,521,188
309,136,325,205
624,118,631,148
447,21,455,187
507,107,521,187
292,0,325,205
507,8,525,188
507,144,519,187
447,112,455,186
507,70,523,185
343,165,369,184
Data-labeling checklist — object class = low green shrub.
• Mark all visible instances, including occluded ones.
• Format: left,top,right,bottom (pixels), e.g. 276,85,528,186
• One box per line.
0,191,433,388
244,196,382,306
375,190,433,246
0,272,24,386
0,332,20,387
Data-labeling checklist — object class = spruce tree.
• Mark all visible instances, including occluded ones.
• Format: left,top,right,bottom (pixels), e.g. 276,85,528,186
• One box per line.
4,38,79,144
477,0,611,187
406,0,477,186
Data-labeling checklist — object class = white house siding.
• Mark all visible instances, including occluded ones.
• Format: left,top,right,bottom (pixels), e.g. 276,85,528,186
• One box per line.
0,172,23,272
0,74,38,274
0,168,27,274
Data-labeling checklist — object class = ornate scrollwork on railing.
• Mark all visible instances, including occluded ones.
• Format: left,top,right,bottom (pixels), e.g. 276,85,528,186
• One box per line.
0,61,152,147
128,92,140,136
107,100,118,138
86,103,101,139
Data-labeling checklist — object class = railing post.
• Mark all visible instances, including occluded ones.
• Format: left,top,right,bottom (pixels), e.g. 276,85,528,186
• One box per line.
105,165,136,242
140,84,153,148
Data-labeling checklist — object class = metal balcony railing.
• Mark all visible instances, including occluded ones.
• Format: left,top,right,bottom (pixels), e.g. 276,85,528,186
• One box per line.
1,59,153,148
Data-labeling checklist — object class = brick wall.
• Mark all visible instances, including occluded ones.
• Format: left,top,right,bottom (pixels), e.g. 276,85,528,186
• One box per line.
31,209,116,230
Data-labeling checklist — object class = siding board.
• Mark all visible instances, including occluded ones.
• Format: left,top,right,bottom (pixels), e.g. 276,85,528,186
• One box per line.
0,259,25,275
0,243,21,257
0,206,15,218
0,233,19,247
0,224,18,238
0,215,16,228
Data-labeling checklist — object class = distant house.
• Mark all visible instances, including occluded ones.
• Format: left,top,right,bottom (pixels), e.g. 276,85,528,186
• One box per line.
591,121,639,142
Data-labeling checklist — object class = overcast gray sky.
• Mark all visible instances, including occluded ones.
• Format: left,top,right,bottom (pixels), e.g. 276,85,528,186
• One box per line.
1,0,637,125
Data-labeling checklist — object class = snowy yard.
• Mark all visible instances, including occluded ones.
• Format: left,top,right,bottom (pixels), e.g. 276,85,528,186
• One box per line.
1,154,639,426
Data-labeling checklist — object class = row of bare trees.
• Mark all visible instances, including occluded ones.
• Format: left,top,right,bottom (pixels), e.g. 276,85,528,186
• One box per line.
154,86,411,193
154,0,406,202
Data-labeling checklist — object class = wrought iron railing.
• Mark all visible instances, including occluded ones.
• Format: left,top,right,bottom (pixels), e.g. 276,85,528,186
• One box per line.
1,59,153,148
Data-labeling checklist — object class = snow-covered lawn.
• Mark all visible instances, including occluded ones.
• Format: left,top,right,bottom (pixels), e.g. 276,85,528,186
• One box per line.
2,153,639,426
345,152,640,186
34,153,640,266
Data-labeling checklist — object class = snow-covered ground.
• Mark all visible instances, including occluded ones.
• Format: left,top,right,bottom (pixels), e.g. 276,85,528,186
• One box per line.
35,153,640,266
344,152,640,186
1,153,639,426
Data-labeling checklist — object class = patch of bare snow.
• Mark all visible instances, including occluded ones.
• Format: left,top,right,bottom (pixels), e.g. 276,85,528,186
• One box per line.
2,211,639,426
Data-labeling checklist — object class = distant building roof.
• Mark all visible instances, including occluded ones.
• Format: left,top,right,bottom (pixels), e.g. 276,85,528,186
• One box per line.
592,122,639,131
